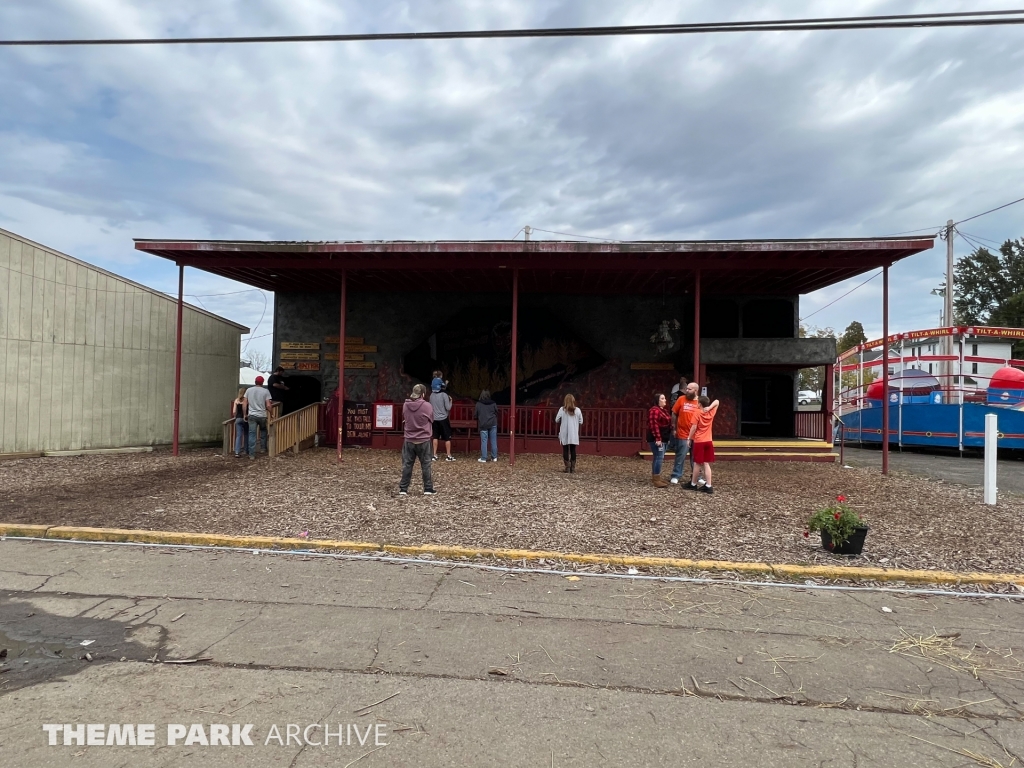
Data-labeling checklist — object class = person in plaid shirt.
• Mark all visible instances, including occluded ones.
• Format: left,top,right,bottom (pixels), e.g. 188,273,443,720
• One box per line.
647,393,673,487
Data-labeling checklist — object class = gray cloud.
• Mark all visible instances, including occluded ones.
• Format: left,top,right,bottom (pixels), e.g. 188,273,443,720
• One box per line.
1,0,1023,350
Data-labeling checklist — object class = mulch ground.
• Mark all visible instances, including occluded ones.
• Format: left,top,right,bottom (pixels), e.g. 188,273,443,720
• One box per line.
2,447,1022,578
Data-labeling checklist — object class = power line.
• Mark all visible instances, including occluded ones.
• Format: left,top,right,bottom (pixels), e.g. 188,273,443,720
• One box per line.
882,225,945,237
955,194,1024,225
800,270,882,321
4,10,1024,46
953,227,987,254
529,227,620,242
955,229,1001,245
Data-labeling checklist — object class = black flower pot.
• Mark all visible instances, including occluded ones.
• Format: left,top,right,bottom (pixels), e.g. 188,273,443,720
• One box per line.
821,526,869,556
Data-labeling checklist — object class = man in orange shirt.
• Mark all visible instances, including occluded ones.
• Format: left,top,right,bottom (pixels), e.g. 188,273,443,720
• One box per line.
688,396,720,494
669,381,700,484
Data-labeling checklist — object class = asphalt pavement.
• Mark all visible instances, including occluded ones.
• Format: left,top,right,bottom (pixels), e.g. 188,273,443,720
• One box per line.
840,445,1024,495
2,539,1023,767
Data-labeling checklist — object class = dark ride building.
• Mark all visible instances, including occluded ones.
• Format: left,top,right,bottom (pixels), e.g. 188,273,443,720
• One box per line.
136,236,934,463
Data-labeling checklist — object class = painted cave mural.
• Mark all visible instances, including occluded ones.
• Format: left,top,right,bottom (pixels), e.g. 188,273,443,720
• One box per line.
403,307,605,405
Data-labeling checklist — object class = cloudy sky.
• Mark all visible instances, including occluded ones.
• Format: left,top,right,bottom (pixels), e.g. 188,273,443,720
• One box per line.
2,0,1023,359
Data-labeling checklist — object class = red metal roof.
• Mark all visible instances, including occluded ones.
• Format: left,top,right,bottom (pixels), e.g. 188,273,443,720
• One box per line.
134,237,934,295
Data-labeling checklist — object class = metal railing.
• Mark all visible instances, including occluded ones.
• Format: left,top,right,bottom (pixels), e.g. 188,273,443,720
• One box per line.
268,402,320,457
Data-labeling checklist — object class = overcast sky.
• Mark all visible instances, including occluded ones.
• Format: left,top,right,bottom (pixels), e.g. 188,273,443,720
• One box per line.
2,0,1023,359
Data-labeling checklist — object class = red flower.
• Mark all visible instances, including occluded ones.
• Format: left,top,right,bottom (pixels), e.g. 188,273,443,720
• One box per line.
834,512,841,520
828,542,834,549
803,531,810,538
836,495,847,502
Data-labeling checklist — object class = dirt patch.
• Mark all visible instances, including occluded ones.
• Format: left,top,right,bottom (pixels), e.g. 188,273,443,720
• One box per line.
1,447,1022,575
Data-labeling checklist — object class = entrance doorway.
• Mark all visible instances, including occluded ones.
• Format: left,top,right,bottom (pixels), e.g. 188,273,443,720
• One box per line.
740,374,795,437
278,375,322,415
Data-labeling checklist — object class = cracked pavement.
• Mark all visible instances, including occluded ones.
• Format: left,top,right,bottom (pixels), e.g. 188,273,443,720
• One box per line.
1,538,1023,766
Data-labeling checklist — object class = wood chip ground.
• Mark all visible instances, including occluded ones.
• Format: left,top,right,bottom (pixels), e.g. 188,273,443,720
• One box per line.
2,448,1021,576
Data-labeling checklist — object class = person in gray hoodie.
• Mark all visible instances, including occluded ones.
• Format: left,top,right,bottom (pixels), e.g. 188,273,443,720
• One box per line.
474,389,499,463
399,384,436,496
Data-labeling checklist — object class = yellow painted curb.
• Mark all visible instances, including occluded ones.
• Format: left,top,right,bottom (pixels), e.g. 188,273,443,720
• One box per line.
1,525,1021,587
0,523,52,538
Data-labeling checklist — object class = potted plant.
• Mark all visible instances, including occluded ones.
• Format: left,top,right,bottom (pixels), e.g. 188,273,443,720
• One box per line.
805,495,869,556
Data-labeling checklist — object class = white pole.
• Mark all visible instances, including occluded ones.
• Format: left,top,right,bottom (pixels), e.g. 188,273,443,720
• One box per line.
984,412,998,505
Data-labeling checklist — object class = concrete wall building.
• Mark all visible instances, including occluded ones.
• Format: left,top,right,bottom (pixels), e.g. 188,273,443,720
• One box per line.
0,228,247,455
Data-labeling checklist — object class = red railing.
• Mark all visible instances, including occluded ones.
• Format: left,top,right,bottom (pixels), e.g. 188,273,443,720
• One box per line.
795,410,826,440
446,402,646,441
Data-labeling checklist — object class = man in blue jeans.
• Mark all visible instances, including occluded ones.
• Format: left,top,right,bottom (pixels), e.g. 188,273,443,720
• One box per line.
670,381,700,483
399,384,437,496
475,389,499,462
244,376,274,459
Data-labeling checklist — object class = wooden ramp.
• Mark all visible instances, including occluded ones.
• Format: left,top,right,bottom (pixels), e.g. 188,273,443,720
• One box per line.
641,438,838,463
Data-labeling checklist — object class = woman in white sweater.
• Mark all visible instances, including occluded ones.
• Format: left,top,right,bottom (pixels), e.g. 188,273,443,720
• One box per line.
555,394,583,473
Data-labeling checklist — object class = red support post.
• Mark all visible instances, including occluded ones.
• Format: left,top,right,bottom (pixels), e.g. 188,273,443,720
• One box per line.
692,269,701,384
172,264,184,456
510,268,519,467
337,270,347,464
881,265,890,475
823,363,834,443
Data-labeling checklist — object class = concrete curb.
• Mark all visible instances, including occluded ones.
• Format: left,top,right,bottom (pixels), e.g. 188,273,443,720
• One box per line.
2,523,1022,587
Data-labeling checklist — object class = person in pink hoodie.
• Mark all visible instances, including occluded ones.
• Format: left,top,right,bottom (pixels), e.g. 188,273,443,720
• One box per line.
399,383,437,496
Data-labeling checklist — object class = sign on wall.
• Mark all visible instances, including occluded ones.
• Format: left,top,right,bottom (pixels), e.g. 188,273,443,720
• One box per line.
325,336,364,345
280,352,321,361
344,402,373,445
374,403,395,430
296,362,320,371
280,342,321,350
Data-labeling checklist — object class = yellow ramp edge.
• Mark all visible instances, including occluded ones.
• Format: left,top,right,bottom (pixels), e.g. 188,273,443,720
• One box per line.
0,524,1019,587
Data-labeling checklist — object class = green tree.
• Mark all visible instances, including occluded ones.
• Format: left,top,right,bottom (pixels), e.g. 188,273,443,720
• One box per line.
836,321,867,355
798,325,835,393
954,237,1024,324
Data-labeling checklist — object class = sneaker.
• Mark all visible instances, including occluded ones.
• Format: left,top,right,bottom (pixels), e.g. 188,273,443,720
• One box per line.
685,482,699,491
478,458,487,463
398,490,408,496
432,455,439,461
491,457,498,462
445,455,456,462
700,485,714,494
423,489,437,495
669,477,679,484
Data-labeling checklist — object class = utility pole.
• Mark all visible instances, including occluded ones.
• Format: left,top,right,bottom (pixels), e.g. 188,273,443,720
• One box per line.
945,219,955,402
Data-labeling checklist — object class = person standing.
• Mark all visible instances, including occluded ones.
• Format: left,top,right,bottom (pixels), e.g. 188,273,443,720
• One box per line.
475,389,499,463
430,380,455,461
647,393,673,487
687,396,720,494
399,384,437,496
230,387,249,458
244,376,274,459
669,381,701,484
555,394,583,473
267,366,290,411
670,375,688,406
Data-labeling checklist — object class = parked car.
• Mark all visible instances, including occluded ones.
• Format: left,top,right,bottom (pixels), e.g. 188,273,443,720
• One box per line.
798,390,821,405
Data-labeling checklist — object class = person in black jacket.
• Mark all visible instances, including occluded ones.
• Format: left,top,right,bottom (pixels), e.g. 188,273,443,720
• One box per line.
475,389,499,463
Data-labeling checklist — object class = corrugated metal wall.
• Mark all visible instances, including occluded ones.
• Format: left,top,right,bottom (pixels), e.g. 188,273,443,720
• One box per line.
0,229,244,453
